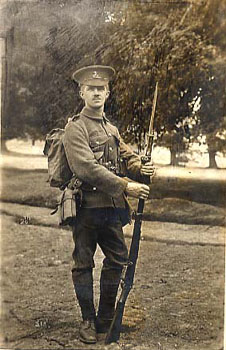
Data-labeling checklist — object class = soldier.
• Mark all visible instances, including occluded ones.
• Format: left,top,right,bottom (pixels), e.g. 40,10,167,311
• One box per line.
63,65,154,344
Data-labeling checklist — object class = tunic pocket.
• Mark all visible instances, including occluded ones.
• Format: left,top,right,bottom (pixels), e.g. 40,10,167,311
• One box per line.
90,135,108,151
89,135,109,162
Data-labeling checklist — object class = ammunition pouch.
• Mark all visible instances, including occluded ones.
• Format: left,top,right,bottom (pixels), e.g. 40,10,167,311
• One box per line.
102,161,124,178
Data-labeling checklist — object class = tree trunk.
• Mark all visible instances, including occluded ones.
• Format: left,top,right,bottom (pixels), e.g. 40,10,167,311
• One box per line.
208,150,218,169
1,139,8,154
32,139,35,146
170,149,179,166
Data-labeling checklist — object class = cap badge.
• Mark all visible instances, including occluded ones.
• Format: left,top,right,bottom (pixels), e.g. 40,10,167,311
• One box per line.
92,71,101,79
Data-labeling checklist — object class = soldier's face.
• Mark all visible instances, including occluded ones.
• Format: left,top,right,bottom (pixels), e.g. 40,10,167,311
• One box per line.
80,85,110,109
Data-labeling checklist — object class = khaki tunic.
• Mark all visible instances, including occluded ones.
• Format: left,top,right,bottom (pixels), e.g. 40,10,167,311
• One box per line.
63,106,143,209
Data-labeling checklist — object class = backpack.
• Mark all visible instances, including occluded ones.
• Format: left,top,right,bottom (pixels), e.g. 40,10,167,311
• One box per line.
43,115,79,190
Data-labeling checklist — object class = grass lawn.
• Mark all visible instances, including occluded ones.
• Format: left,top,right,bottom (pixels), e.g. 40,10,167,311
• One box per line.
1,168,225,226
1,168,59,209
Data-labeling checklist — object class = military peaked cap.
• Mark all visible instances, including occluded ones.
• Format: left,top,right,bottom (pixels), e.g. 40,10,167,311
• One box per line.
72,65,115,86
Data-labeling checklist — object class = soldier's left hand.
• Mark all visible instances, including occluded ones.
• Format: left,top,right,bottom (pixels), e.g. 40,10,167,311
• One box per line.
140,162,155,177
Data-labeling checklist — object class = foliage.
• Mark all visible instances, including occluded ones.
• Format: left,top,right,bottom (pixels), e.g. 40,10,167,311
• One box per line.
91,2,214,161
44,0,226,163
189,0,226,167
1,0,226,168
40,0,125,132
2,0,56,140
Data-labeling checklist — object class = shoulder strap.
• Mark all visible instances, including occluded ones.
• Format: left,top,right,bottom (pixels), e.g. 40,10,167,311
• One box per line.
64,114,80,128
71,113,80,122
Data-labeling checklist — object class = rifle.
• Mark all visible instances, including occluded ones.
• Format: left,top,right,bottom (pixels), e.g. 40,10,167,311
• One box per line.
105,82,158,344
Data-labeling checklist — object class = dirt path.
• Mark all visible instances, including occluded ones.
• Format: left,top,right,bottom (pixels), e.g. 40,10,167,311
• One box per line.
0,204,225,350
1,202,225,246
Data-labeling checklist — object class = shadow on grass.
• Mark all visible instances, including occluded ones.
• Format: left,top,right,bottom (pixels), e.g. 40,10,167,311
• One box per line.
1,149,45,158
2,167,48,174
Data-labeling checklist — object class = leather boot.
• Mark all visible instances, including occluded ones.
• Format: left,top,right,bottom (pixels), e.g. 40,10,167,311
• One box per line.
79,319,97,344
96,266,122,333
72,268,97,343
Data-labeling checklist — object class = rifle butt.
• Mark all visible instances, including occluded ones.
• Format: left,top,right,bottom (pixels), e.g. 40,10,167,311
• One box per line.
105,301,124,344
105,199,146,344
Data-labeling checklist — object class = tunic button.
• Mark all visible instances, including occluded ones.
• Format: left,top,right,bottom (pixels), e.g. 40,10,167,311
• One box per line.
109,147,113,151
96,141,99,145
108,133,112,136
93,187,97,191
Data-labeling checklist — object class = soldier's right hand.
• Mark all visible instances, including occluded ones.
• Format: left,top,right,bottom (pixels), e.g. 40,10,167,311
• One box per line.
125,182,150,200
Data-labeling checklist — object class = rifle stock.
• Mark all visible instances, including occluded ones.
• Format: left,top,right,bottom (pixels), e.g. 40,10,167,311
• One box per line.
105,199,145,344
105,284,130,343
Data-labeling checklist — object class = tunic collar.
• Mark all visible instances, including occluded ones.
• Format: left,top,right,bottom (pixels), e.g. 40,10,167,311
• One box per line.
81,106,105,120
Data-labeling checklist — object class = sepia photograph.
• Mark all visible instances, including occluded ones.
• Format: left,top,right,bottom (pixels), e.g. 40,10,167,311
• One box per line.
0,1,225,349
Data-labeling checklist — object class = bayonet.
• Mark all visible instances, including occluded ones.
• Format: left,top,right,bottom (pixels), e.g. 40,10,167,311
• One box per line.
144,81,158,158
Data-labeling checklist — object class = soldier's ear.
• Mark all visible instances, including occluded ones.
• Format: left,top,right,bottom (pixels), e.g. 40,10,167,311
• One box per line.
106,90,110,99
79,84,85,99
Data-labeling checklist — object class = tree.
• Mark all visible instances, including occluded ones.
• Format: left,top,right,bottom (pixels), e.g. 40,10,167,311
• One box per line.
41,0,126,131
194,64,226,168
190,0,226,168
93,2,211,158
1,0,87,142
2,0,225,169
95,0,226,167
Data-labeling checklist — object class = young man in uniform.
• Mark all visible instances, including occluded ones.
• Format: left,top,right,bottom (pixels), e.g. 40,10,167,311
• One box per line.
63,65,155,344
